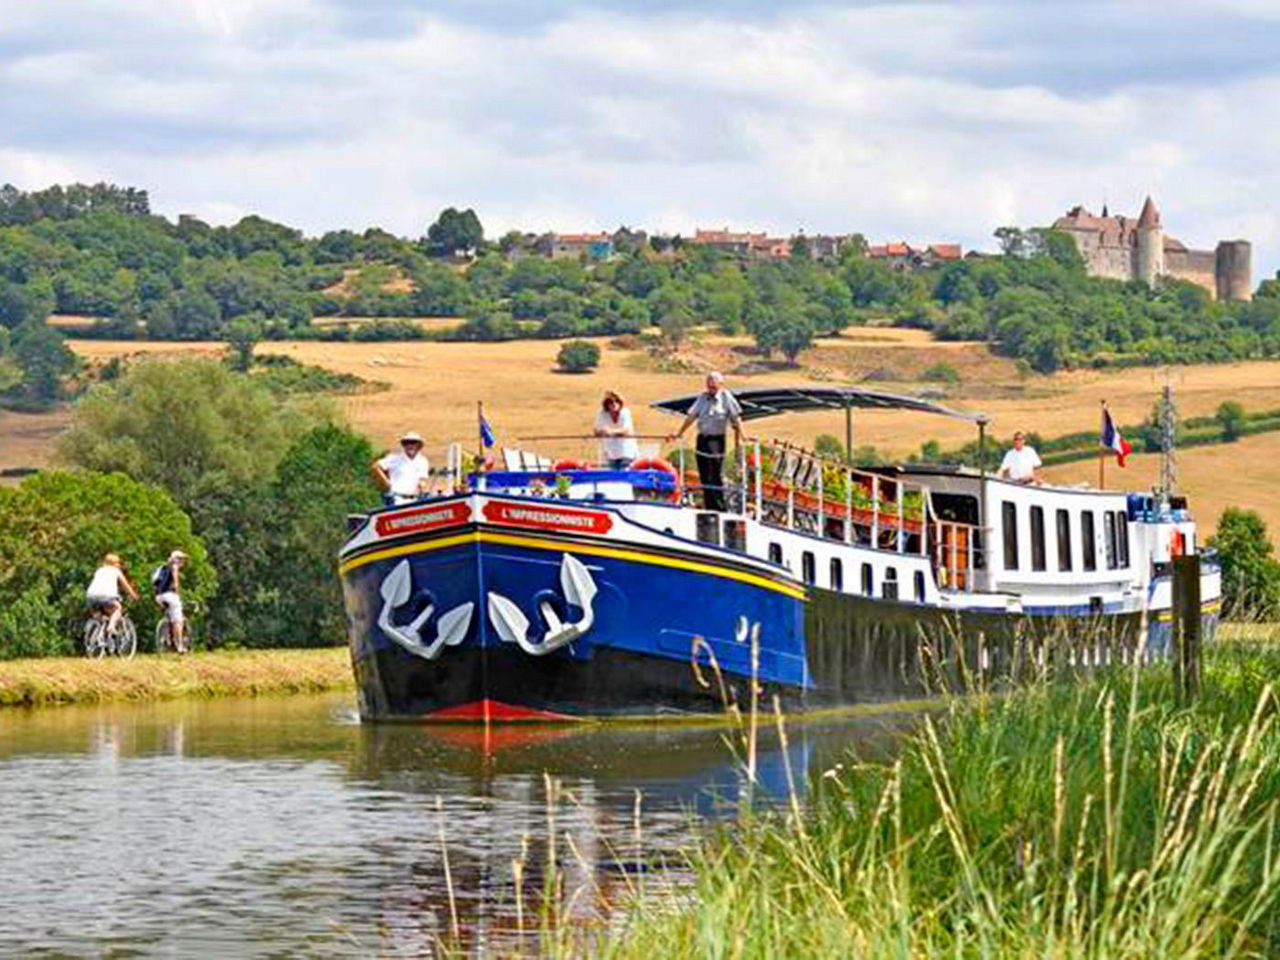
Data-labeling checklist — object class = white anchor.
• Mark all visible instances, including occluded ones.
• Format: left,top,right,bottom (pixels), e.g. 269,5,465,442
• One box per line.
377,560,474,660
487,554,599,656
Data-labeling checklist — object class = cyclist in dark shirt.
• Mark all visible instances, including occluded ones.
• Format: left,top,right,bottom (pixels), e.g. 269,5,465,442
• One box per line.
153,550,189,652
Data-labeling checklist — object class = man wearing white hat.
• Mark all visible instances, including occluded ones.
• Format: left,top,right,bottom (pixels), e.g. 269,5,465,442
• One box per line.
152,550,189,652
372,431,432,505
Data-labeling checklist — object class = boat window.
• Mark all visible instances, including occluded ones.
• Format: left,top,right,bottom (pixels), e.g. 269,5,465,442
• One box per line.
1002,501,1019,570
1056,509,1073,571
861,562,873,596
1030,506,1046,571
768,543,783,565
914,570,925,602
830,558,843,591
802,551,816,585
1081,512,1097,571
1104,512,1118,569
1115,511,1130,567
883,567,899,600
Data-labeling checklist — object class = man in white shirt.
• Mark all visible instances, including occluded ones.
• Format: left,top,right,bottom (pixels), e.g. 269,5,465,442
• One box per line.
998,431,1042,484
372,431,432,505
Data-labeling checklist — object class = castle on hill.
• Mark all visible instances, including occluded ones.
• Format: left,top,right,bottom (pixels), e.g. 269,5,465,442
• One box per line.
1052,196,1251,301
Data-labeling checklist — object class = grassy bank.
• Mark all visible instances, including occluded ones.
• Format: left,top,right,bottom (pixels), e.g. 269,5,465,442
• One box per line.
592,631,1280,959
0,647,352,707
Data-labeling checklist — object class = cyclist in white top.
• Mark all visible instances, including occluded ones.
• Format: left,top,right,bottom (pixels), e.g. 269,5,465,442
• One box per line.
998,431,1042,484
372,431,432,505
593,391,639,469
85,553,139,638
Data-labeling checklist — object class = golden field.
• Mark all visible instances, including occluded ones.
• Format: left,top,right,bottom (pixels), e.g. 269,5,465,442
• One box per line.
4,328,1279,539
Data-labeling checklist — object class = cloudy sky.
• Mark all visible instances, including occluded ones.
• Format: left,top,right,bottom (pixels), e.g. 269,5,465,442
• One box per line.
2,0,1279,275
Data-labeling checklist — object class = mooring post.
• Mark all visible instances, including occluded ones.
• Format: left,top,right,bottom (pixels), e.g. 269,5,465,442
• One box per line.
1172,553,1201,703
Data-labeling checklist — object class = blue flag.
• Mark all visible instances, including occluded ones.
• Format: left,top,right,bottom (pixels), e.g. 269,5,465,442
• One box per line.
480,414,495,448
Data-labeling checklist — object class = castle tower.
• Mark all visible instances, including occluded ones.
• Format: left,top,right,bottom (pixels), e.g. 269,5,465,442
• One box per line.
1215,240,1252,301
1135,195,1164,288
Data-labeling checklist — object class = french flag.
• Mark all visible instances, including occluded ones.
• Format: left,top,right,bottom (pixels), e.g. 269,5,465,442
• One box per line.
1101,405,1133,467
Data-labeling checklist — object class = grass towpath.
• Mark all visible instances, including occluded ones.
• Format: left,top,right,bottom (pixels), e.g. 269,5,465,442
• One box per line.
0,648,352,707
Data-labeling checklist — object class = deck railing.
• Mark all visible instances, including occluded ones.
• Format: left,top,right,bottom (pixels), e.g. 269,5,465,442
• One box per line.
489,434,984,592
753,440,984,593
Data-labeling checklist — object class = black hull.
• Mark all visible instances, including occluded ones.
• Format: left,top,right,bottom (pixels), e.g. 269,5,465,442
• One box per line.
353,587,1158,722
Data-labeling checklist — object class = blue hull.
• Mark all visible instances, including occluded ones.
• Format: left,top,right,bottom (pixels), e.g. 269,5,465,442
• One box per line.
341,523,807,720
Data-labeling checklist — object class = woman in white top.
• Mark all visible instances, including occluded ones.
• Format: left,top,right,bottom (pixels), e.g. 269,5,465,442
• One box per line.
85,553,139,637
594,391,639,469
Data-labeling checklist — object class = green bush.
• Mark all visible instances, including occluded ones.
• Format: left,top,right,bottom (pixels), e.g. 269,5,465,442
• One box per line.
0,471,212,655
556,339,601,373
920,361,961,384
0,581,67,659
1209,507,1280,619
1216,400,1246,441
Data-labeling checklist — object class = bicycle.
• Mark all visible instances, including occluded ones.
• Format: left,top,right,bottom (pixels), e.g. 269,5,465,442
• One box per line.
155,600,198,654
83,608,138,660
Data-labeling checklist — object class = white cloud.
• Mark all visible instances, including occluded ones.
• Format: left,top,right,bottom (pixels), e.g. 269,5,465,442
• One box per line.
0,0,1276,277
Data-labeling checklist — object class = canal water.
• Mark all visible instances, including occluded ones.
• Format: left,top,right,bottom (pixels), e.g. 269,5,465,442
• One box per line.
0,694,909,957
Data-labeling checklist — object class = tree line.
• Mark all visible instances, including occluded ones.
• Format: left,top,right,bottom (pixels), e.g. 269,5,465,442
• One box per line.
0,356,381,657
3,183,1280,384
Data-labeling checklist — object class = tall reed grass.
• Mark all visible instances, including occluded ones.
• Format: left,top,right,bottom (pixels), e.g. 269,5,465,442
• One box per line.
588,632,1280,959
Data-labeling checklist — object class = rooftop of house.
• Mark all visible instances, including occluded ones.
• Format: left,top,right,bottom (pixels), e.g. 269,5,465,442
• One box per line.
551,232,613,244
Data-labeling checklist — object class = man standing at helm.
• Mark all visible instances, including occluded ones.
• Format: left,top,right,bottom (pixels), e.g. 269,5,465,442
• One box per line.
668,371,744,511
998,431,1042,485
372,431,432,505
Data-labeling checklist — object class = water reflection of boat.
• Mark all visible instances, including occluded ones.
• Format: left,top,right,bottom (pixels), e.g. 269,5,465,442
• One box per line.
341,386,1220,723
0,693,912,956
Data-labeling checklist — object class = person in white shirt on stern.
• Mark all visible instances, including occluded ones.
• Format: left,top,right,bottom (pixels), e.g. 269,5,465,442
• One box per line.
998,431,1042,485
372,431,432,505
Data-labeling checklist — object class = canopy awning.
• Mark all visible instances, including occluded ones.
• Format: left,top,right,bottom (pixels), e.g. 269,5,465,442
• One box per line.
651,386,989,425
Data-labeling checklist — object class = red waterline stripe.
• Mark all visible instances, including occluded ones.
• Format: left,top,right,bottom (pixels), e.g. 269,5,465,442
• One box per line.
423,699,579,723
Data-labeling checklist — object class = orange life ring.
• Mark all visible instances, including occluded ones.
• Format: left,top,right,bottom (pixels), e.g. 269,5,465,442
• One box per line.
1171,531,1184,558
631,457,681,502
552,458,591,472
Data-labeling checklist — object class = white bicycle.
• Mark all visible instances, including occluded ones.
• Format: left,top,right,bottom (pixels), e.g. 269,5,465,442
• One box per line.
154,600,198,653
83,608,138,660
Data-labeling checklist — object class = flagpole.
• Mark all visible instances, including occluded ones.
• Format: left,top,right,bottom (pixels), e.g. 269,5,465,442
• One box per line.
477,401,485,469
1098,400,1106,489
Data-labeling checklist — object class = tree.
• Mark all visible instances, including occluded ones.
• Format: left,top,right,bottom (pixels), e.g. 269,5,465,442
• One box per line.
425,208,484,257
648,282,694,347
0,276,55,329
0,471,212,657
1216,400,1246,441
263,424,380,645
994,226,1028,258
1208,508,1280,619
12,321,75,403
57,356,324,508
226,314,264,372
556,339,601,373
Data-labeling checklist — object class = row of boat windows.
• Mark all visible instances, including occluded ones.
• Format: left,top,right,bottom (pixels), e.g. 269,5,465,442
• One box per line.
769,543,927,601
1001,503,1130,573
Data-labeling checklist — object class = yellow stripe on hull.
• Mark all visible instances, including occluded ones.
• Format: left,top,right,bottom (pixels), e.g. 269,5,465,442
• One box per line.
1153,599,1222,623
340,529,807,600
